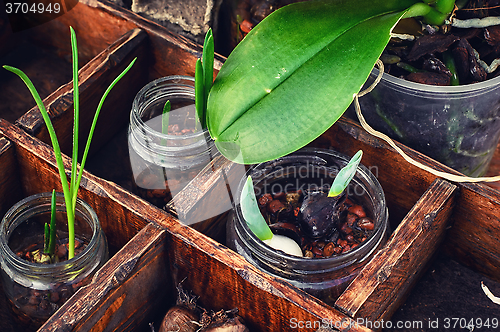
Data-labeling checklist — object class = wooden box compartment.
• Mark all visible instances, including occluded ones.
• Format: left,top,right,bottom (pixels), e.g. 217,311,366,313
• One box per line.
0,119,457,332
0,0,499,331
0,119,384,332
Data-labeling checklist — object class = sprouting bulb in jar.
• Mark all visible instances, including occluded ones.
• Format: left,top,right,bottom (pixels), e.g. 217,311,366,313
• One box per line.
299,150,363,239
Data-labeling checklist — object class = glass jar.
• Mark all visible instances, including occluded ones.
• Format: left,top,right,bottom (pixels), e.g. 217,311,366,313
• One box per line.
356,68,500,177
226,148,388,305
128,76,217,209
0,192,109,331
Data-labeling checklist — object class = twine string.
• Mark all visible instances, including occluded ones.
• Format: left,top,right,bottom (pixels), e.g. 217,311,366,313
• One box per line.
353,59,500,183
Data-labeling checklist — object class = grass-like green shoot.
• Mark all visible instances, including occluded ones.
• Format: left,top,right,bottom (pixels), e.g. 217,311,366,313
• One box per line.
3,27,136,259
162,100,171,135
43,190,57,259
195,28,214,129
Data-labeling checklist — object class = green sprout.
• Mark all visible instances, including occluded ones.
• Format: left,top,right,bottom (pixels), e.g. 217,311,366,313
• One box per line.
161,100,171,147
162,100,171,134
195,28,214,129
329,150,363,197
43,190,57,260
240,176,302,256
160,28,213,134
3,27,136,259
240,176,274,241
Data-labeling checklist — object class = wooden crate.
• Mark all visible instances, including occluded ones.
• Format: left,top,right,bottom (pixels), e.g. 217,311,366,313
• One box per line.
0,1,499,331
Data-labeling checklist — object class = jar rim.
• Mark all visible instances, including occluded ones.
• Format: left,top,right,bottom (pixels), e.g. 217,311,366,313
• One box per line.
130,75,209,142
234,147,388,267
0,192,101,270
374,67,500,94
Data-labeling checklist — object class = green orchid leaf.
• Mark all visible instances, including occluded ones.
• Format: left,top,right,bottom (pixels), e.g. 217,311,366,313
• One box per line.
329,150,363,197
240,176,274,241
207,0,418,164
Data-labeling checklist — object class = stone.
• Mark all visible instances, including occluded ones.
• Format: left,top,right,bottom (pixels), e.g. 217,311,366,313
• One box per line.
131,0,222,42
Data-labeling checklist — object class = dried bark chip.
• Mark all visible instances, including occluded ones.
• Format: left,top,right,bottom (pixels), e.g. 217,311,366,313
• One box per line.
406,72,451,86
455,27,481,41
423,56,452,77
484,25,500,54
484,25,500,45
407,34,460,61
452,38,487,82
453,39,470,79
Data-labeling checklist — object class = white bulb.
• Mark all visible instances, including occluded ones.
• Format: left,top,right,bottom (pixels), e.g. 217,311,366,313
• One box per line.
264,234,303,257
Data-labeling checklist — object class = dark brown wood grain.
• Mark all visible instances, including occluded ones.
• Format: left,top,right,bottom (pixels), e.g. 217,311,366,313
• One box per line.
485,141,500,192
89,0,225,78
0,135,24,220
443,183,500,283
335,179,458,327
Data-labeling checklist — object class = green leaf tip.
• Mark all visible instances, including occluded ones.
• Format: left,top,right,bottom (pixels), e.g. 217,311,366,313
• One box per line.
240,176,274,241
162,100,171,135
328,150,363,197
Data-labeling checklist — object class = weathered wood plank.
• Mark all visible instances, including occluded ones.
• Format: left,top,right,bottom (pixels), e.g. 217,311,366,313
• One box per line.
335,178,458,326
158,217,373,332
0,136,24,217
165,152,246,241
26,1,138,65
485,141,500,192
87,0,225,79
39,223,169,332
443,183,500,283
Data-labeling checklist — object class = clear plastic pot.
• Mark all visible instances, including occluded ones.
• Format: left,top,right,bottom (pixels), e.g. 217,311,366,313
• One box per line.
356,69,500,176
226,148,389,305
0,192,108,330
128,76,217,208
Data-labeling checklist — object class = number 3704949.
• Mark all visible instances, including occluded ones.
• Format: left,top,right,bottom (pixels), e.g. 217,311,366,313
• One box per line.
443,318,498,329
5,2,61,14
